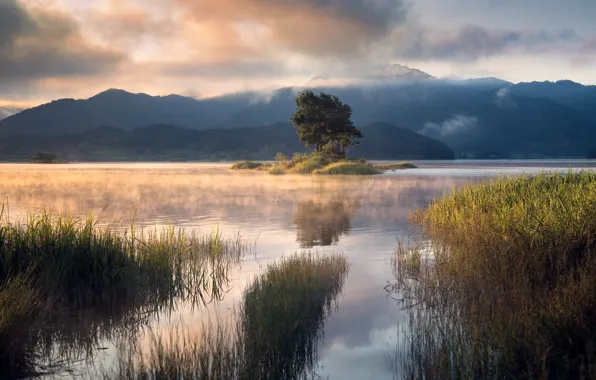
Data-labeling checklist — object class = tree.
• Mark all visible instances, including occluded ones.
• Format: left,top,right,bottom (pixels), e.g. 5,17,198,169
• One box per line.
290,90,363,157
30,152,59,163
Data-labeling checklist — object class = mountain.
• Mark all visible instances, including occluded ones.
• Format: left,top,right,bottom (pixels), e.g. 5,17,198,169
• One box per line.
1,68,595,159
0,123,455,162
508,80,596,110
0,89,256,136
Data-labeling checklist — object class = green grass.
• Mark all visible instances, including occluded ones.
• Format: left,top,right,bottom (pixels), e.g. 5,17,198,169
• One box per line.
104,252,349,380
269,152,385,175
0,209,248,378
390,171,596,379
230,161,270,170
373,162,417,171
313,162,381,175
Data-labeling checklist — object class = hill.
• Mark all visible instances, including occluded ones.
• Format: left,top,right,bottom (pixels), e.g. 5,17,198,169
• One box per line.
1,69,595,158
0,123,455,162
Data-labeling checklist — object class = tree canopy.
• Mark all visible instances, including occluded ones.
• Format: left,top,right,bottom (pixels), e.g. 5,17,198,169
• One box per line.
290,90,363,157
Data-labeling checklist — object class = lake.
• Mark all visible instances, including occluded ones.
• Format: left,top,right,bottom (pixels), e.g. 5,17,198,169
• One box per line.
1,160,595,379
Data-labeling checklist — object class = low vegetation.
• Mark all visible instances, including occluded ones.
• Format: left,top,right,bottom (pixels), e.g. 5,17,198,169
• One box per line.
313,162,381,175
104,253,349,379
30,152,66,164
0,209,247,378
373,162,417,171
233,153,417,176
390,171,596,379
230,161,271,171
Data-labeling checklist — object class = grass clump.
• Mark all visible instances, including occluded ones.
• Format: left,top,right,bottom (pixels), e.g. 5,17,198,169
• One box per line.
241,252,349,378
270,152,387,176
267,166,286,175
230,161,270,171
105,252,349,380
373,162,417,171
0,209,247,378
391,171,596,379
313,162,381,175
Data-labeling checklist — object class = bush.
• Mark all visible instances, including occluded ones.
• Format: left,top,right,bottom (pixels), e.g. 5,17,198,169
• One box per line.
391,171,596,379
230,161,264,170
268,166,285,175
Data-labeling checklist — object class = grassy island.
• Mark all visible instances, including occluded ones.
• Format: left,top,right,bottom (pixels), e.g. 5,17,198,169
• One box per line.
391,171,596,379
230,90,419,175
231,153,416,175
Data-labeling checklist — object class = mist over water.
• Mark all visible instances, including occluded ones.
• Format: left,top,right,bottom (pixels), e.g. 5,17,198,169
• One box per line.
1,161,595,379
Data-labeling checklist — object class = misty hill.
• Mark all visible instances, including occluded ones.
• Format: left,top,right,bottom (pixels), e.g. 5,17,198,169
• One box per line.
0,107,23,121
0,123,455,162
1,70,596,158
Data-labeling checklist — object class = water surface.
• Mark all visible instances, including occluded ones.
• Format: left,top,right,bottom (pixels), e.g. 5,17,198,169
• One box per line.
1,160,594,379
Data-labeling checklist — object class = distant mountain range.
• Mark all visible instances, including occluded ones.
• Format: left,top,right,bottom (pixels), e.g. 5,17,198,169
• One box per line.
0,122,455,162
1,64,595,160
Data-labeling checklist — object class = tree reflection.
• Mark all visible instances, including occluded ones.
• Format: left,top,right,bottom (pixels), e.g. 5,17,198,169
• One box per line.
294,197,361,248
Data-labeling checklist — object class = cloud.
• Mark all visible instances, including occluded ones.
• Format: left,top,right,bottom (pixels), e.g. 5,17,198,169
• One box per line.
0,0,125,81
397,24,580,61
88,0,176,49
174,0,410,58
495,87,517,108
422,115,478,136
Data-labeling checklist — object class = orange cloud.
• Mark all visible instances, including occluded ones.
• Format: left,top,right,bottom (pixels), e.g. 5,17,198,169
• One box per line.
173,0,409,58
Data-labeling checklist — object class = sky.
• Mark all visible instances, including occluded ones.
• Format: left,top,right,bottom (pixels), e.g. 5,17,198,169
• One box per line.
1,0,595,107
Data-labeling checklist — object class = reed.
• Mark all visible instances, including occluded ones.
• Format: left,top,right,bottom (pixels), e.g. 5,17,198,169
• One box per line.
0,209,248,378
105,252,349,380
390,171,596,379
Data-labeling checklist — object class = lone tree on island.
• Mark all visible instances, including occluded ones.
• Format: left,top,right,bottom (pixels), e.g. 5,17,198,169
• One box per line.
290,90,363,157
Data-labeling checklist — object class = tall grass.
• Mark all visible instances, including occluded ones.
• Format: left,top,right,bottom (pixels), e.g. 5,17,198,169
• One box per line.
105,252,350,380
0,209,248,378
390,171,596,379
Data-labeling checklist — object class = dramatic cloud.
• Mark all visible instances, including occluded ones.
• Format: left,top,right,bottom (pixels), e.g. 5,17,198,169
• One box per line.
175,0,410,58
1,0,596,106
397,25,580,61
0,0,125,81
422,115,478,136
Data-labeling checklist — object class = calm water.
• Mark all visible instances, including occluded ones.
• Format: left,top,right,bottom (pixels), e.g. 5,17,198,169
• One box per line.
1,160,595,379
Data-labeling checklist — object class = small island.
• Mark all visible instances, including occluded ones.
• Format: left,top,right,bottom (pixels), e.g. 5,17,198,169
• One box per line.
30,152,68,164
231,91,417,175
